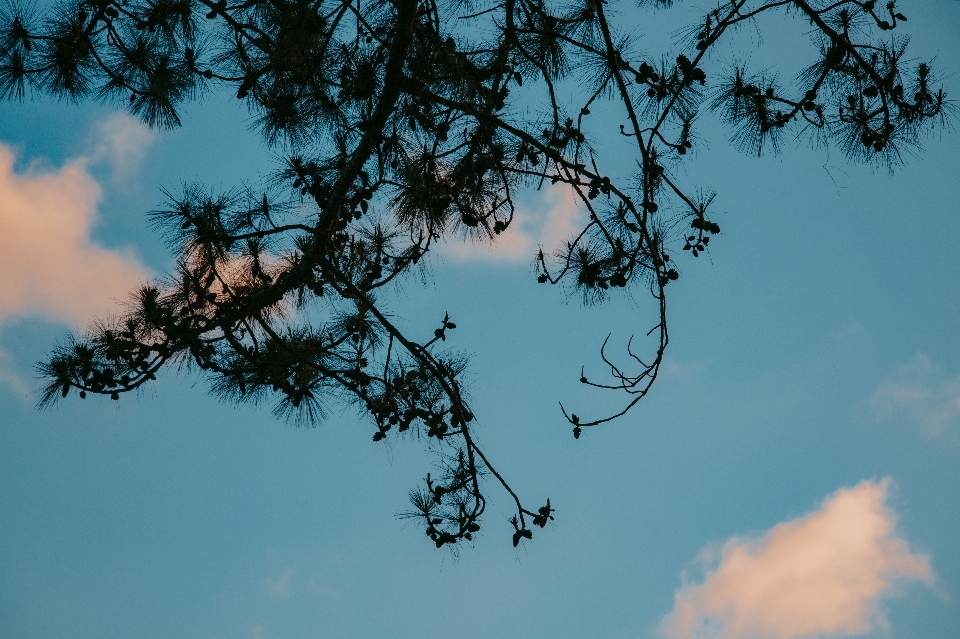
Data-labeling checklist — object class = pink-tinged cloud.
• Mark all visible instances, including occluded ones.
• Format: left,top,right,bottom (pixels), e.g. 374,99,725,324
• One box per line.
442,184,582,263
663,479,933,639
0,143,150,326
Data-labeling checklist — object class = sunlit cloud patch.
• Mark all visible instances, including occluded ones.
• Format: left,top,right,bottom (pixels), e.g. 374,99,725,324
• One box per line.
441,183,583,263
662,479,933,639
0,141,150,327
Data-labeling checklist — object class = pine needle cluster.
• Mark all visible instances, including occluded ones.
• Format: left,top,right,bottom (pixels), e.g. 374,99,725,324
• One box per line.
5,0,948,547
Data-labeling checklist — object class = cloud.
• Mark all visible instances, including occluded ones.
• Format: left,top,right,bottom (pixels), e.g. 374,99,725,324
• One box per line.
265,567,295,598
0,348,29,396
660,357,711,379
89,113,157,181
662,479,933,639
871,353,960,436
441,183,583,263
0,141,151,327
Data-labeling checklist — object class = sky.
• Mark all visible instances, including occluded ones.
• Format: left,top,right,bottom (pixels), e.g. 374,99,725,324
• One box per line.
1,2,960,638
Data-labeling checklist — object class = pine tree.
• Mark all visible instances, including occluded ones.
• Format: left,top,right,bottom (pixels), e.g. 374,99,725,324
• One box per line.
2,0,948,547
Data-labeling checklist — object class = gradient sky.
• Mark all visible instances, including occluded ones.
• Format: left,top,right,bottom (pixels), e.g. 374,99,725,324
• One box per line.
2,2,960,638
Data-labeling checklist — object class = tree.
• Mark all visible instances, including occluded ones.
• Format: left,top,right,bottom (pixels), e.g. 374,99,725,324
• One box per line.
1,0,948,548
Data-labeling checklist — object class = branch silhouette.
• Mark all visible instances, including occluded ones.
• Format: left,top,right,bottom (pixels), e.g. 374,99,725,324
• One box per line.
2,0,948,547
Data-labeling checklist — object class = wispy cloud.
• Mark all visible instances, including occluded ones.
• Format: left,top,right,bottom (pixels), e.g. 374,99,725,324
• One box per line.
662,479,933,639
88,113,156,181
441,184,583,263
265,567,295,598
872,353,960,436
0,348,29,396
660,357,711,379
0,138,151,327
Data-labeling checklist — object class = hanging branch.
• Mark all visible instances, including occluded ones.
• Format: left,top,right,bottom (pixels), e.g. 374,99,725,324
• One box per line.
2,0,948,548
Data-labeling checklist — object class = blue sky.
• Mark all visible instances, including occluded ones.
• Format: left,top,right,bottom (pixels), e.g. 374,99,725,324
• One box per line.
2,2,960,638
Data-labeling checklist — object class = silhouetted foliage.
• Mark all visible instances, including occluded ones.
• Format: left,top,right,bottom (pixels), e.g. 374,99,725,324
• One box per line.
4,0,948,547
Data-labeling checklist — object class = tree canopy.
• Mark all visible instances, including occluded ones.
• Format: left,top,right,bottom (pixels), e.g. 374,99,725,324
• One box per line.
1,0,949,548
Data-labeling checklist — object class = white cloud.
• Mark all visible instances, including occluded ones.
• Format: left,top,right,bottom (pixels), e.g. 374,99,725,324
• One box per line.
0,140,151,327
872,353,960,436
662,479,933,639
441,183,583,263
89,113,157,181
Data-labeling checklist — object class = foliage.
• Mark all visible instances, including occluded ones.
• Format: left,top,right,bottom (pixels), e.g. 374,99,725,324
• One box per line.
2,0,948,547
